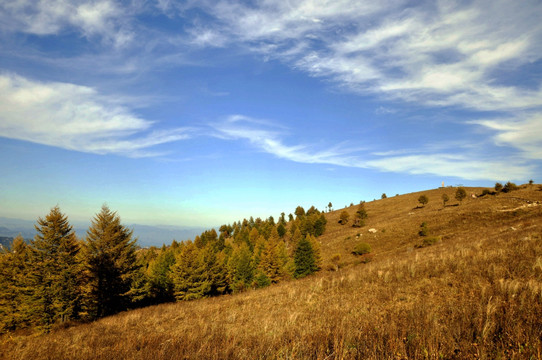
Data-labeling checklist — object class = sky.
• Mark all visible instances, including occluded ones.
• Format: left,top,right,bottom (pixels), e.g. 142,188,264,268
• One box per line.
1,0,541,228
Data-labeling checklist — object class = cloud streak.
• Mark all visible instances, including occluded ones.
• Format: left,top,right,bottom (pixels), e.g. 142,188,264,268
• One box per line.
212,115,534,181
0,73,192,157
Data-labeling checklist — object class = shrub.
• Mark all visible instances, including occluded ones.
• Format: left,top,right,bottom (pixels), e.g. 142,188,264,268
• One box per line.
419,222,428,237
339,210,350,225
352,242,371,255
416,236,440,248
381,193,387,199
495,182,503,192
481,189,490,196
418,195,429,207
442,193,449,207
502,181,518,193
455,187,467,203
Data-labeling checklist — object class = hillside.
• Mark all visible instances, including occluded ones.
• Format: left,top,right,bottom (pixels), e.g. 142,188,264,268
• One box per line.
1,185,541,359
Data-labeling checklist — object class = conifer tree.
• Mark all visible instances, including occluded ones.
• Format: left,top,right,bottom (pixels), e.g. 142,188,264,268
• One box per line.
0,235,31,332
306,234,322,270
28,206,82,330
171,242,210,300
294,237,317,278
82,205,139,318
146,247,176,303
228,243,254,292
258,234,282,283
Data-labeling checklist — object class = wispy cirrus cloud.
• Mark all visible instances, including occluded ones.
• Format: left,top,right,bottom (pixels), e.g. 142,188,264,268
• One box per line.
212,115,534,181
470,113,542,160
0,73,192,157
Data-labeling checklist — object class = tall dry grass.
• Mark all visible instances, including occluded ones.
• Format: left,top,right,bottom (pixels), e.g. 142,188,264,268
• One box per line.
1,186,541,359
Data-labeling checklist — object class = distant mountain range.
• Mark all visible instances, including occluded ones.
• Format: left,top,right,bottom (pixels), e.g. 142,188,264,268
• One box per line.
0,217,207,248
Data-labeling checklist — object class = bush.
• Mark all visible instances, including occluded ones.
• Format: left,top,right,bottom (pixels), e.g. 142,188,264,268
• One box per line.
352,242,371,255
495,182,503,192
502,181,519,193
415,236,440,248
455,187,467,203
419,222,428,236
481,189,491,196
418,195,429,207
339,210,350,225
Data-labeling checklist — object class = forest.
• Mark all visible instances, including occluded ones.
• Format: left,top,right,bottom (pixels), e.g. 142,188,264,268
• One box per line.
0,204,327,333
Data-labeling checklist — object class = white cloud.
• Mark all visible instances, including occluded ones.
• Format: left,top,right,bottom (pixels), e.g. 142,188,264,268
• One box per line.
0,73,192,157
0,0,132,47
212,114,535,181
471,114,542,160
193,0,542,112
366,154,533,181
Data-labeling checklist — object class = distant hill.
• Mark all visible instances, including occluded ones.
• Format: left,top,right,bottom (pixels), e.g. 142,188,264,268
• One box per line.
0,216,206,248
2,184,541,359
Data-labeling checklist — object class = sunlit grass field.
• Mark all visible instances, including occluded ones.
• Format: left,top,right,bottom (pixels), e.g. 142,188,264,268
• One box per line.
2,185,541,359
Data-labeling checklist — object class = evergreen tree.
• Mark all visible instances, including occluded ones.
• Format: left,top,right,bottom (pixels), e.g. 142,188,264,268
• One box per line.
0,235,31,332
258,235,282,283
294,237,317,278
228,243,254,292
171,242,210,301
146,247,176,303
28,206,82,330
82,205,139,318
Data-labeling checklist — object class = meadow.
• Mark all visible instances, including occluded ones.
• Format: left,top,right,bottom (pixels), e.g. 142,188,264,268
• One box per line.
1,185,541,359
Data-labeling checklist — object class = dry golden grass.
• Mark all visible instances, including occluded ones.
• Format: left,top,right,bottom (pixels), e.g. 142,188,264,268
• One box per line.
1,185,541,359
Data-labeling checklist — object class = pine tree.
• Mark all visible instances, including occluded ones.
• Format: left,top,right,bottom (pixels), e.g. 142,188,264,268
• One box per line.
171,242,210,301
0,235,31,332
306,234,322,270
28,206,82,330
228,243,254,292
82,205,139,319
258,234,282,283
294,237,317,278
146,247,176,303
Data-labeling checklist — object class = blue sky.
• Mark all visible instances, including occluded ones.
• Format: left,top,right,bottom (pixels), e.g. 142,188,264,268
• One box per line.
1,0,541,227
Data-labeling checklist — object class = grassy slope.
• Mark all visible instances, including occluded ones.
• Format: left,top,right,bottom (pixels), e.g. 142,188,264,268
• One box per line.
2,186,542,359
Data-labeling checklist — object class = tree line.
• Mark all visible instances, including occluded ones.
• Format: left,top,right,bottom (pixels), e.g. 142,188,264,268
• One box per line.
0,204,326,333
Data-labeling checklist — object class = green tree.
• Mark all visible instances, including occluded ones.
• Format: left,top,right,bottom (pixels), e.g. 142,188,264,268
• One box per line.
442,193,449,207
258,235,282,283
146,247,176,303
295,206,306,219
228,243,254,293
418,195,429,207
381,193,387,199
171,242,210,301
339,210,350,225
328,202,333,212
28,206,83,330
0,235,31,333
306,234,322,270
277,223,287,238
82,205,139,318
293,237,317,278
455,187,467,203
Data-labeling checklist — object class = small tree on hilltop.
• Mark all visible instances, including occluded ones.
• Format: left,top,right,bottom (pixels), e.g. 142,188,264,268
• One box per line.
381,193,387,199
339,210,350,225
418,195,429,207
442,193,449,207
455,187,467,204
495,182,503,192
